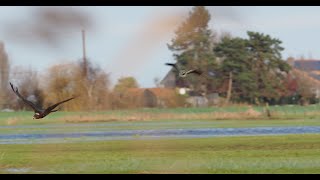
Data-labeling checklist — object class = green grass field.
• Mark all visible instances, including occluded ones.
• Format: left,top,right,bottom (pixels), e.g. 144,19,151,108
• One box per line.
0,134,319,174
0,105,320,174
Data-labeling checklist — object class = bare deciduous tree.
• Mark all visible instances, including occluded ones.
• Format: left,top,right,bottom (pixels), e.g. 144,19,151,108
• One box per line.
9,66,43,111
44,60,111,111
291,69,320,105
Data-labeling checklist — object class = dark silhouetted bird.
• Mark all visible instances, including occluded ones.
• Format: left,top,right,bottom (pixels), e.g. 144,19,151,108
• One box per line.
165,63,202,78
10,82,77,119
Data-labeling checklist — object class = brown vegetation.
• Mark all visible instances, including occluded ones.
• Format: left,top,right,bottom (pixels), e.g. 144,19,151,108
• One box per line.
112,87,187,109
290,68,320,105
58,108,264,123
43,61,111,111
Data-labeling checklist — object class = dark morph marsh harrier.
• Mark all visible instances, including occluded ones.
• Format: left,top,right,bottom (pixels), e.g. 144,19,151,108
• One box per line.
10,82,77,119
165,63,202,78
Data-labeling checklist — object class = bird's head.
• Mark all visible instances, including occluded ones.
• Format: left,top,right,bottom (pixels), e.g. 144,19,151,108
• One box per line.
179,70,187,77
33,112,41,119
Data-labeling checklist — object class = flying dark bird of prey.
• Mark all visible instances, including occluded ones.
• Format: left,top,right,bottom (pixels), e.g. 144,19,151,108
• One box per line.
165,63,202,78
10,82,77,119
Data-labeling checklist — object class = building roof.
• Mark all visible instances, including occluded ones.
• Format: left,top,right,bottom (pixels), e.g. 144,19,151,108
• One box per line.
294,59,320,71
159,68,176,88
292,59,320,81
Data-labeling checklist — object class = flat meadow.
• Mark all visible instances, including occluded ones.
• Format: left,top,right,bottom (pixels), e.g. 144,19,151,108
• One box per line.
0,105,320,173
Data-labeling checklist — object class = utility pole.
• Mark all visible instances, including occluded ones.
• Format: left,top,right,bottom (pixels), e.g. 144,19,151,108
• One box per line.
82,29,87,78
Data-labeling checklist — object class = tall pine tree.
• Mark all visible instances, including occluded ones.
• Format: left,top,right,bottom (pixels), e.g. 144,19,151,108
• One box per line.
214,36,258,103
247,31,291,103
168,6,217,95
214,31,291,104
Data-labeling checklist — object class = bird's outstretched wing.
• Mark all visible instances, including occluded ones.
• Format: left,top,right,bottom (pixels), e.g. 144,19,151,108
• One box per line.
165,63,179,72
9,82,42,113
43,96,77,115
186,69,203,76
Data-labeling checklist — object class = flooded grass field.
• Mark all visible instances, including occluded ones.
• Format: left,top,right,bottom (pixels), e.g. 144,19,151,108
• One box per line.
0,125,320,145
0,107,320,173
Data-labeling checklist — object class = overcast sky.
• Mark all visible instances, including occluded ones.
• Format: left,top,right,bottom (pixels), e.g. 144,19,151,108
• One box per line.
1,6,320,88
